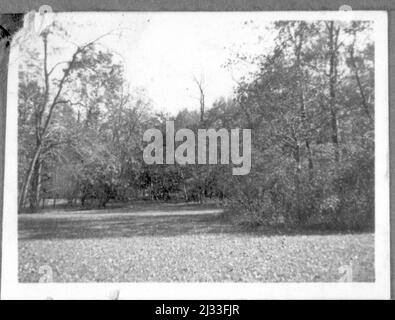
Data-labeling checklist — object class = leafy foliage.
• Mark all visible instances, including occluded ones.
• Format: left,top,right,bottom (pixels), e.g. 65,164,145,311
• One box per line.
18,21,374,231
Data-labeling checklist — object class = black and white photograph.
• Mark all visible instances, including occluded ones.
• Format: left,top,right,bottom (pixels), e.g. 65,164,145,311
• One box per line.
0,10,390,299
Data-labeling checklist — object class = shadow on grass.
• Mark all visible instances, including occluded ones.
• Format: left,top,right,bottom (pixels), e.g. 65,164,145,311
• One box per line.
18,203,371,240
20,201,220,215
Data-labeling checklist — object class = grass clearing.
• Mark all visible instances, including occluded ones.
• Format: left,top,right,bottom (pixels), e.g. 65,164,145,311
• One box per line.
18,203,374,282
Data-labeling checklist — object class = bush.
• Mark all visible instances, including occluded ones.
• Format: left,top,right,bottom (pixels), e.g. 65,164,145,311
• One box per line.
225,147,374,231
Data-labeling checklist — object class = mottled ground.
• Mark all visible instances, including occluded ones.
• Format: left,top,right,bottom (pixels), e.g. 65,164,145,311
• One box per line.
18,203,374,282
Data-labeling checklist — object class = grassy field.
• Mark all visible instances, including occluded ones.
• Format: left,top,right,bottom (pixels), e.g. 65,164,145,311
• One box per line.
18,202,374,282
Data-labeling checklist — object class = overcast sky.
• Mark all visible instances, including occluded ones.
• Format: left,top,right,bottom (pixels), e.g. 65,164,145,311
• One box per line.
43,12,274,115
15,12,377,116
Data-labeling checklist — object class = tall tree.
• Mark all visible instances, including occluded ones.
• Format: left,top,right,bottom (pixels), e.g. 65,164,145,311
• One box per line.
326,21,341,162
18,22,118,210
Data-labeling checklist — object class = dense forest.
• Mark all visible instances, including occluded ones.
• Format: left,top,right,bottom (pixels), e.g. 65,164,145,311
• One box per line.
18,20,374,230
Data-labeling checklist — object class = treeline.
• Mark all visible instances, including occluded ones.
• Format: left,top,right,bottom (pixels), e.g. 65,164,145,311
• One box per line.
18,21,374,230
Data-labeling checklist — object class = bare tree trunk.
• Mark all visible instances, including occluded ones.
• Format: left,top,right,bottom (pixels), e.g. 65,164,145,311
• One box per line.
18,145,42,210
193,75,205,123
179,169,188,201
294,142,303,223
183,184,188,201
298,69,314,170
35,160,42,205
298,82,313,169
193,75,207,204
291,22,314,170
18,32,82,211
29,157,42,211
327,21,340,162
305,140,313,169
349,46,374,124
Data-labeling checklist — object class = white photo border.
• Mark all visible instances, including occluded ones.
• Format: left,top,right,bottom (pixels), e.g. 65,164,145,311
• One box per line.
1,10,390,300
